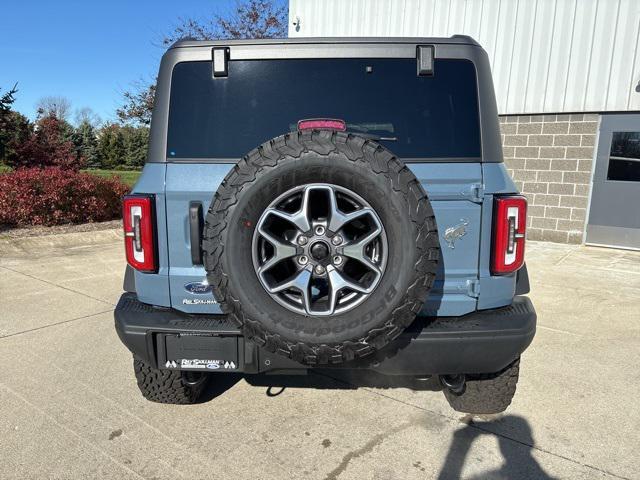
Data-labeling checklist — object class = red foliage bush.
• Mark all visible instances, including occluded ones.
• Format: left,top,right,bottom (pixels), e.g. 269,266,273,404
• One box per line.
0,167,130,227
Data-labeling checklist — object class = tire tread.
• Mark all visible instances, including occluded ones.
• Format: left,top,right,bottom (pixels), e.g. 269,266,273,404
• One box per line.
133,357,206,404
443,358,520,414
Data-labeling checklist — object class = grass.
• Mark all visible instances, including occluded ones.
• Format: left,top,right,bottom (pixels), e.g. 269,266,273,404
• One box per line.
85,169,141,187
0,165,141,187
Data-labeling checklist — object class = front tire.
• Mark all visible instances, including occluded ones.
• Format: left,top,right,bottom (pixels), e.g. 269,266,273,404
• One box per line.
133,357,209,404
443,358,520,414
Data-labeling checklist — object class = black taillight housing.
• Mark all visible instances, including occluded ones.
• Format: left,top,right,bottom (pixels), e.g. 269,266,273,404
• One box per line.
491,195,527,275
122,194,157,273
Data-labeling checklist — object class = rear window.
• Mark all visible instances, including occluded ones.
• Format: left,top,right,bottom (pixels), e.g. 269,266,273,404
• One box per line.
167,58,481,160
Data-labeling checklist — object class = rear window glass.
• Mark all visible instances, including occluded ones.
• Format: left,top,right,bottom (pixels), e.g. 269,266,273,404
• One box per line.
167,58,481,160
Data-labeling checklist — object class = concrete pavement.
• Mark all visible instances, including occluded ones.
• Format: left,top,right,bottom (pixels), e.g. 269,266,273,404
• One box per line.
0,231,638,479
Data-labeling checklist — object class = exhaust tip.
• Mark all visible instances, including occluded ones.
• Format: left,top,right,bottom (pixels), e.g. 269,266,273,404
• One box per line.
440,374,466,394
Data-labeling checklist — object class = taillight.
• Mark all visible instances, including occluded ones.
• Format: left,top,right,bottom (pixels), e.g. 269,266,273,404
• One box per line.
491,196,527,275
122,194,157,273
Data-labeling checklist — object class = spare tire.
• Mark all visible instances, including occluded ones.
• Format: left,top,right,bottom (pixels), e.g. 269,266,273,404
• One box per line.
203,130,439,365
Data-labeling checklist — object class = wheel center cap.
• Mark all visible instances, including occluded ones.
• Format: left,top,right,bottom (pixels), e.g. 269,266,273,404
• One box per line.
310,241,330,261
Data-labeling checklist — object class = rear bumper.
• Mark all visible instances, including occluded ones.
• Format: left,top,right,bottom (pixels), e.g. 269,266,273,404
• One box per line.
114,293,536,376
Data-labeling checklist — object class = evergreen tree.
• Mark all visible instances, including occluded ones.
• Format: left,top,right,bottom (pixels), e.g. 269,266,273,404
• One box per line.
0,84,18,113
96,124,126,169
73,121,99,168
122,126,149,169
1,111,31,165
0,84,29,164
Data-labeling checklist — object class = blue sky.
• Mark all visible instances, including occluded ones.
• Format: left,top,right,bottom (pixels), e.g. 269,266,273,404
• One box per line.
0,0,288,123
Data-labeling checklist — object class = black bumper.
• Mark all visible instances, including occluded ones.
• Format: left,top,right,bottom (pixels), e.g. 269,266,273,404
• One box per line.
114,293,536,376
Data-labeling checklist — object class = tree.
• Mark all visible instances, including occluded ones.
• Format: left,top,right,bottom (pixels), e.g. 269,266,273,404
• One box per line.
116,82,155,127
117,0,287,126
122,126,149,169
96,123,126,169
93,124,149,170
163,0,288,46
1,84,30,163
0,111,31,164
9,116,85,170
73,121,99,168
74,107,101,127
35,96,72,121
0,84,18,113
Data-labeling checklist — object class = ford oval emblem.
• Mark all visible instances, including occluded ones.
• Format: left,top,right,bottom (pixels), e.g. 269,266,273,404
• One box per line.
184,282,213,295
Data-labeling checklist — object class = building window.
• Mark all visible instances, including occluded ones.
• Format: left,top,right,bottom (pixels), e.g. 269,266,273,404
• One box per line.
607,132,640,182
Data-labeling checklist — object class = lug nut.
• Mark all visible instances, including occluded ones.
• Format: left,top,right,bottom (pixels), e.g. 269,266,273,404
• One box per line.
314,265,326,275
314,225,326,236
331,235,343,246
332,255,343,266
297,235,308,246
298,255,309,265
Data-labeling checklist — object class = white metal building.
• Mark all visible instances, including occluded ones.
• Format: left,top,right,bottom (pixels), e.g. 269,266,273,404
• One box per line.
288,0,640,249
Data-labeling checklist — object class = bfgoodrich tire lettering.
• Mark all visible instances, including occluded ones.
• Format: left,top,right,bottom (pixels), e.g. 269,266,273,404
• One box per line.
203,130,440,366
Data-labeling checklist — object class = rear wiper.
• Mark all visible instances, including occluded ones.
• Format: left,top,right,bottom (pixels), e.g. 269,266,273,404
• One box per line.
349,132,398,142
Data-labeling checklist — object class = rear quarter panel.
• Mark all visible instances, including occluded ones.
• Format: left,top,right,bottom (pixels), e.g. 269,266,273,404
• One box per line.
130,163,171,307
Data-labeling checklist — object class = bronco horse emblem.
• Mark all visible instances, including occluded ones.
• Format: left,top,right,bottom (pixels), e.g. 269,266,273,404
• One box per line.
444,219,469,249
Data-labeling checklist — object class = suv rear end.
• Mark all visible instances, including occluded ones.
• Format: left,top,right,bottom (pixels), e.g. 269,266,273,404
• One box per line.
115,37,536,413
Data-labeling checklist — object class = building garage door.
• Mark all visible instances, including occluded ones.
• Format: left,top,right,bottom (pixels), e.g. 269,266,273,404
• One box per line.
586,114,640,250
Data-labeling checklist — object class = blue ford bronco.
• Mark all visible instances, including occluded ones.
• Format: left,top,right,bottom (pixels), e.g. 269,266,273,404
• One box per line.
115,36,536,413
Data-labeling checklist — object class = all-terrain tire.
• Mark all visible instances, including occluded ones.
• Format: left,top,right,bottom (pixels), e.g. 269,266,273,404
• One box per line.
133,357,208,404
202,130,440,366
443,358,520,414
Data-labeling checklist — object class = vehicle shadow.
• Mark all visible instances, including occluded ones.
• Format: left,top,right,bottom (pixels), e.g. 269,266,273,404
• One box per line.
437,415,557,480
199,373,243,402
199,367,441,403
243,368,443,393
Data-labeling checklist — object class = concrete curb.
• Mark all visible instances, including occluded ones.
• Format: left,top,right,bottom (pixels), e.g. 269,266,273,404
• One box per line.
0,228,123,257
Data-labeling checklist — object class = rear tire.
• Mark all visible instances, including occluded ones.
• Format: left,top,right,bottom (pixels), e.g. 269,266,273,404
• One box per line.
133,357,209,404
443,358,520,414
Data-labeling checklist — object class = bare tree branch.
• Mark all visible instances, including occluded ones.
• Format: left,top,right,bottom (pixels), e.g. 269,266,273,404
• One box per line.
35,96,72,120
74,107,101,127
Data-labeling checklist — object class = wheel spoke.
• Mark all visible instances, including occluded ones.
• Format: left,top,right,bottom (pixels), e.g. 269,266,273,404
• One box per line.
266,208,311,234
327,187,375,232
264,185,312,233
338,217,383,274
326,265,370,314
341,244,382,274
269,265,312,312
257,226,297,273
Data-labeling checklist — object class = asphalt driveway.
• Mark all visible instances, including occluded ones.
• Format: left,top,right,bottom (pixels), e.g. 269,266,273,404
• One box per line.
0,231,638,479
